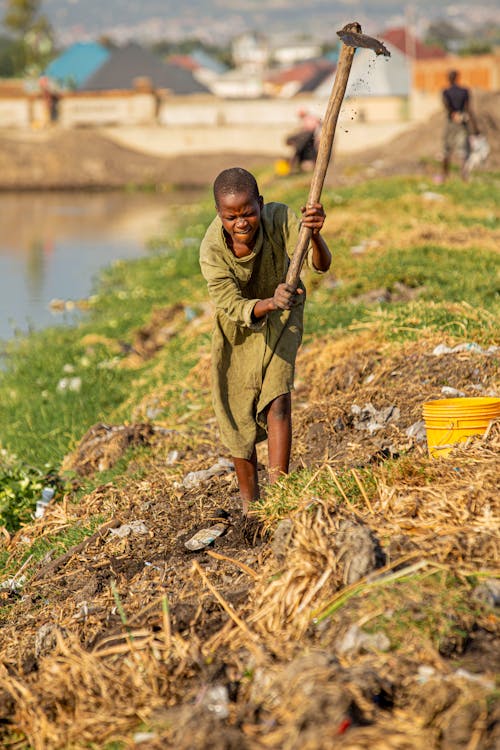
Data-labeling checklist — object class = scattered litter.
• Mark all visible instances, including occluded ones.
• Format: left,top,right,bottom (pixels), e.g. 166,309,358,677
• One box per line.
472,578,500,608
0,575,26,593
133,732,158,744
57,376,82,393
34,623,66,659
144,561,162,572
351,403,400,434
49,298,89,313
184,509,230,551
405,420,427,442
271,518,294,563
166,449,180,465
72,601,100,622
182,457,234,489
465,134,490,175
337,624,390,656
421,191,445,201
184,306,197,322
35,487,55,519
432,342,499,356
108,520,149,538
441,386,465,398
145,406,163,419
350,239,380,255
417,665,436,684
200,685,230,719
336,521,385,585
416,665,495,691
452,668,495,690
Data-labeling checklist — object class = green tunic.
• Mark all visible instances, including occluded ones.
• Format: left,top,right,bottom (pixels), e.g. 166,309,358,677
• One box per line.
200,201,311,459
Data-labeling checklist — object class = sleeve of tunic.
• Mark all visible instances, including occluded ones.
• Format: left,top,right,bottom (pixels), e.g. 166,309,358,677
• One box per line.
200,218,265,329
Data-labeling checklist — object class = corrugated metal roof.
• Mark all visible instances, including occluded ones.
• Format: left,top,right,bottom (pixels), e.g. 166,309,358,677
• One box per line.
45,42,111,89
80,42,210,94
381,27,446,60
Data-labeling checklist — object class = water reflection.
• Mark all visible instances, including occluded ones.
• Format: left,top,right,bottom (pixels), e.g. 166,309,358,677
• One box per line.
0,190,202,341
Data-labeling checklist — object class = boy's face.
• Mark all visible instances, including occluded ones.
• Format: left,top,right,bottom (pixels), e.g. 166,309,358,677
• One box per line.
217,190,263,250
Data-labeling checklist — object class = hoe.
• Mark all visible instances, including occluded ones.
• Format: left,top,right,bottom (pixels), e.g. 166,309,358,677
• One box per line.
286,22,391,289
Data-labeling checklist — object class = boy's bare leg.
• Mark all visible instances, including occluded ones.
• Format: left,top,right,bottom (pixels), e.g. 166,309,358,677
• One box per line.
233,448,259,516
267,393,292,484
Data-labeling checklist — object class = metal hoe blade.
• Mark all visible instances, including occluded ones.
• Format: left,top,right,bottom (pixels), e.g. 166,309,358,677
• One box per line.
337,24,391,57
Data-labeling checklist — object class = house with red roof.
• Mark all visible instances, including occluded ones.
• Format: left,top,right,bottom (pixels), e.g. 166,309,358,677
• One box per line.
381,27,447,60
264,59,336,98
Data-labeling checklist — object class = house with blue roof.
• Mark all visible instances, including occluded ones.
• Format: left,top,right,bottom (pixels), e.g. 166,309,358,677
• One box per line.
44,42,111,90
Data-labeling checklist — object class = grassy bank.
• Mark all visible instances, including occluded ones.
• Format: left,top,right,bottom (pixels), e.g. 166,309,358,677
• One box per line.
0,171,498,531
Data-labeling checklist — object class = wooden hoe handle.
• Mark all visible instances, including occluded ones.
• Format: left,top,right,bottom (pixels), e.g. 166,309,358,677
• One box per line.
286,21,367,290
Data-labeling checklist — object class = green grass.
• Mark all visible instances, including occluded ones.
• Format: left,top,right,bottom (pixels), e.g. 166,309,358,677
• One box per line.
0,172,498,532
358,569,483,655
259,465,378,524
0,514,107,588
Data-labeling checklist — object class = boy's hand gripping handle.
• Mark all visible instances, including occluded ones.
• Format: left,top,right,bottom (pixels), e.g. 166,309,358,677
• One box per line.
286,22,390,290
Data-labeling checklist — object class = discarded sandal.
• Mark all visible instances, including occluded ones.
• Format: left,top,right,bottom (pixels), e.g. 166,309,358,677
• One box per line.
184,508,230,551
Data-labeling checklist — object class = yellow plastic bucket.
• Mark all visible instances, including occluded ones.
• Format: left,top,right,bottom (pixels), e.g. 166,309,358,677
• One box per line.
274,158,291,177
423,397,500,458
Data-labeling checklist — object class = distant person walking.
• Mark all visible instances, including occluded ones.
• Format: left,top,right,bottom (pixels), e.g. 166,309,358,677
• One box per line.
440,70,479,182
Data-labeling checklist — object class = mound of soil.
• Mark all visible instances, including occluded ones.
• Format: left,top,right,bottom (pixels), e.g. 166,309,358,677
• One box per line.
0,91,497,190
333,90,500,181
0,128,276,190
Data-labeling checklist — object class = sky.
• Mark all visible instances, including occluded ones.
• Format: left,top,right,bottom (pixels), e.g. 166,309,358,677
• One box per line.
0,1,498,45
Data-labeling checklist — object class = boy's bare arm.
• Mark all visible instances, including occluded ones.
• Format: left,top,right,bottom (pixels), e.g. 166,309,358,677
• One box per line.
252,283,303,318
301,202,332,272
252,202,332,320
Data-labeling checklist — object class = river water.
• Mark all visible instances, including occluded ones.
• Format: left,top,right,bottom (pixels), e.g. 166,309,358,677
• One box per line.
0,190,203,342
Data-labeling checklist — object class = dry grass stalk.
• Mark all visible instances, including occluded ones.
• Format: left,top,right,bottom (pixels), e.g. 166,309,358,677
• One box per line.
192,560,262,654
206,549,259,578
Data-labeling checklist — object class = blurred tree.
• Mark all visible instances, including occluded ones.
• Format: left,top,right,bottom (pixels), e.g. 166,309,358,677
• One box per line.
2,0,55,75
459,40,492,56
151,38,233,68
424,20,463,52
97,34,117,51
0,35,24,76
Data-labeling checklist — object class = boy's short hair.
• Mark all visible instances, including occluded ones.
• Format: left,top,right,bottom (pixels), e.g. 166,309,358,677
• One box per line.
214,167,260,205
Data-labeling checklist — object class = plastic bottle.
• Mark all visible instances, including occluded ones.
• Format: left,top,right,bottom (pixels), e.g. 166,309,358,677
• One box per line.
35,487,55,519
184,509,230,551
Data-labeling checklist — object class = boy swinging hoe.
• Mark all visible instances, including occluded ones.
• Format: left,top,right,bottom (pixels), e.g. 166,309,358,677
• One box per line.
198,25,387,521
199,167,331,516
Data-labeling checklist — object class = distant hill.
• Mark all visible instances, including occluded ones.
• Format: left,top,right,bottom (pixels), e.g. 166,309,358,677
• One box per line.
10,0,496,45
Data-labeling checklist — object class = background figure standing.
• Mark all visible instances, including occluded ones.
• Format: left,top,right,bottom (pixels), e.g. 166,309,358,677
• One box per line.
39,76,61,125
286,108,322,173
441,70,479,182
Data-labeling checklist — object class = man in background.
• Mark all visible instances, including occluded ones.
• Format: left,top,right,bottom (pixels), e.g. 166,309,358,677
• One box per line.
441,69,479,182
286,108,322,173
